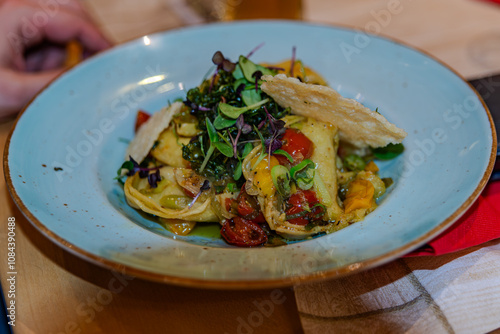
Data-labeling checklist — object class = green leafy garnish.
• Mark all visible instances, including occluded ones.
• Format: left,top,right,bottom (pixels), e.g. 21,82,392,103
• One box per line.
241,88,262,106
213,114,237,130
200,118,233,171
218,99,269,119
371,143,404,160
214,142,234,157
290,159,315,190
238,55,274,83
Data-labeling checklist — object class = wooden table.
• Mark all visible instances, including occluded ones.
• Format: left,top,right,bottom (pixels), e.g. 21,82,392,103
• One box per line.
2,0,500,333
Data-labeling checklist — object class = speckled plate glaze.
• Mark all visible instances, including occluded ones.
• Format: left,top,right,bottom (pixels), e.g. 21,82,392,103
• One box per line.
5,21,497,289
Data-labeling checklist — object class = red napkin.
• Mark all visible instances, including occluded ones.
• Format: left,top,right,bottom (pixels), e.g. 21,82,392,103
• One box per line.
406,180,500,256
478,0,500,4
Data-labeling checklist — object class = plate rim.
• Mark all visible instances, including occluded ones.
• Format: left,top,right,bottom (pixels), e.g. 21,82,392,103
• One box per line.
4,20,498,289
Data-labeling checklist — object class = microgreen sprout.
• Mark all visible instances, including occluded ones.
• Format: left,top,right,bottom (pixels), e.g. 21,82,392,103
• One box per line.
251,70,262,92
218,98,269,119
210,51,236,92
199,118,233,172
116,156,163,188
187,180,210,209
290,46,297,77
246,42,265,58
262,106,286,163
226,115,251,158
183,99,212,112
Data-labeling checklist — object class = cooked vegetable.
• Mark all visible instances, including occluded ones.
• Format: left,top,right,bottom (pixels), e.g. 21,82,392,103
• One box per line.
221,217,268,247
343,179,375,213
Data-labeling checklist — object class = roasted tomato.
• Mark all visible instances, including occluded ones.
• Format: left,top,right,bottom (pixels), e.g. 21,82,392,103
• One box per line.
234,184,266,223
285,189,323,225
221,217,268,247
134,110,151,132
276,128,313,166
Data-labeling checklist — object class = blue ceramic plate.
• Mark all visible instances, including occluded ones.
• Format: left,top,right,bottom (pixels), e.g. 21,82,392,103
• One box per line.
5,21,497,288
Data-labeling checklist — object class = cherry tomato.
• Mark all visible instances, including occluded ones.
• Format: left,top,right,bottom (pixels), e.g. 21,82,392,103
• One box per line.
285,189,322,225
221,217,268,247
134,110,151,132
276,128,313,166
235,184,266,223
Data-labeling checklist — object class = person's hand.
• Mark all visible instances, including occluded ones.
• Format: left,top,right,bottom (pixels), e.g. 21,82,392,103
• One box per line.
0,0,111,120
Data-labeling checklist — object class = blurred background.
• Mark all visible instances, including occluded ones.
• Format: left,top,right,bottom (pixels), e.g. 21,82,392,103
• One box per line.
82,0,500,79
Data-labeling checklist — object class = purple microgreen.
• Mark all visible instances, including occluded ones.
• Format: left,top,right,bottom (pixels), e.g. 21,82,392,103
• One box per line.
117,156,163,187
147,169,161,188
257,120,266,130
227,130,238,158
210,51,236,92
246,42,265,58
183,99,211,112
290,46,297,77
183,99,196,110
236,114,245,130
264,106,285,135
200,179,210,191
212,51,224,65
212,51,236,71
222,59,236,72
265,137,282,153
252,70,263,92
235,82,246,96
236,114,252,134
123,156,162,177
261,106,287,167
228,115,252,158
187,180,211,209
241,123,252,134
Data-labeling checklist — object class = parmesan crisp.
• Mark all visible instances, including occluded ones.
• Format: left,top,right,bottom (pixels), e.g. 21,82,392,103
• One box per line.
126,102,182,163
261,74,407,148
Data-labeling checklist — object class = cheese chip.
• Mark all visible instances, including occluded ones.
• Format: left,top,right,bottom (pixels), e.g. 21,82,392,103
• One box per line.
261,74,407,148
126,102,182,163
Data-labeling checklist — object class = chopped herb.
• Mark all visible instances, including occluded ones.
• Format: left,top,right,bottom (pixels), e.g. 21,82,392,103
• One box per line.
290,159,315,190
273,149,294,163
